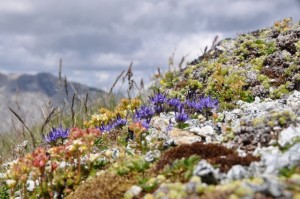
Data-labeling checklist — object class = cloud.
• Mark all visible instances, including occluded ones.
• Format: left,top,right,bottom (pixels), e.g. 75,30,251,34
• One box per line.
0,0,299,88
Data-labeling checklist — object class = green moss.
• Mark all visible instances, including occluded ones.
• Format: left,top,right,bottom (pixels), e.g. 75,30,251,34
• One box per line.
296,40,300,50
187,79,203,90
204,64,253,109
271,84,289,99
217,53,230,64
0,184,9,199
285,64,299,76
250,57,265,71
183,67,194,78
160,71,179,89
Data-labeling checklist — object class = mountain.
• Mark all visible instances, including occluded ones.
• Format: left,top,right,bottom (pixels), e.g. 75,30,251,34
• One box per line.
0,72,105,134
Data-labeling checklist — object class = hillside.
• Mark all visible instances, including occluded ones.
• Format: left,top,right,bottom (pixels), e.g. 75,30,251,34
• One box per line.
0,19,299,199
0,72,105,133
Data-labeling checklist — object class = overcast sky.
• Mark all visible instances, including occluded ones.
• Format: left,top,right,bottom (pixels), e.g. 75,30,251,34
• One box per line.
0,0,299,90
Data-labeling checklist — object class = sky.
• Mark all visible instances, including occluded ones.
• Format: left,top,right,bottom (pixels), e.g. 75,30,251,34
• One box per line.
0,0,299,91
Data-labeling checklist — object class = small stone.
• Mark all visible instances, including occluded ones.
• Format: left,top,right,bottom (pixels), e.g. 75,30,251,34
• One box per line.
124,185,143,199
193,160,218,184
168,128,201,145
152,116,170,133
190,125,215,136
232,109,243,117
112,149,120,159
145,150,161,162
216,45,226,51
26,180,35,192
278,125,300,147
227,165,249,180
254,97,261,103
243,176,286,198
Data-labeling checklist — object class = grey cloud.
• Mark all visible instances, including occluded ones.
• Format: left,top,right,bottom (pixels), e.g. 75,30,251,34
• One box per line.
0,0,299,89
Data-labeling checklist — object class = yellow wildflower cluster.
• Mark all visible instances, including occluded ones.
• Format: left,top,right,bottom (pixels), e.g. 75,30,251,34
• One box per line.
115,98,142,116
84,98,142,127
84,108,115,127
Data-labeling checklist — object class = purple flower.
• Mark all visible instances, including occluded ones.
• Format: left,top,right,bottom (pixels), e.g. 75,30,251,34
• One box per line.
141,120,151,129
168,98,182,109
186,90,197,100
154,104,164,114
185,96,218,113
200,96,219,109
135,106,154,120
185,100,198,110
97,123,113,132
175,107,189,124
44,126,70,144
112,114,127,129
149,92,167,105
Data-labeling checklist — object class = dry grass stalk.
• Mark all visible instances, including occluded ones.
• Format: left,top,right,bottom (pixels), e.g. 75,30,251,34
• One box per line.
109,70,125,95
211,35,219,50
64,76,69,98
84,93,89,113
40,107,57,136
59,58,62,86
71,93,76,127
204,46,208,54
9,107,36,148
140,79,144,90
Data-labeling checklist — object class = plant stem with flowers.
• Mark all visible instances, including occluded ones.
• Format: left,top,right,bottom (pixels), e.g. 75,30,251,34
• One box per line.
175,107,189,129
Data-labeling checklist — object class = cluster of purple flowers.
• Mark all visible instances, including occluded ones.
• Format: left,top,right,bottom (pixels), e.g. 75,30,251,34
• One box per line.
134,105,155,129
146,91,218,126
149,91,167,105
44,126,70,144
135,106,154,121
175,106,189,124
113,114,127,129
185,96,219,113
97,114,127,132
149,91,167,114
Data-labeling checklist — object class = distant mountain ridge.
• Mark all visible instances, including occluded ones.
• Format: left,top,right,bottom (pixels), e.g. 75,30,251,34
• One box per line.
0,72,105,134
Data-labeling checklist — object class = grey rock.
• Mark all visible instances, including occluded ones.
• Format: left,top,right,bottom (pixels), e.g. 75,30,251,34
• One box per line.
252,143,300,175
232,119,241,134
112,149,120,159
278,125,300,147
244,176,290,198
227,165,249,180
168,128,202,145
254,96,261,104
216,45,226,51
285,143,300,167
193,160,218,184
189,125,214,136
151,116,170,134
246,71,258,83
144,150,161,162
186,119,202,128
124,185,142,199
